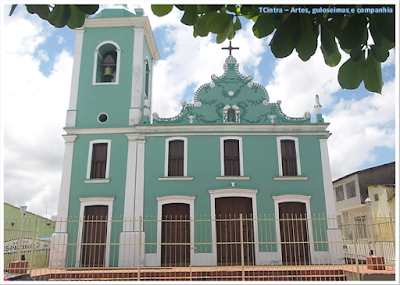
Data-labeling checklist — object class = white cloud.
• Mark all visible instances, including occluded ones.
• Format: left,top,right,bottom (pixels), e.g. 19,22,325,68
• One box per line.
2,6,73,217
326,80,396,180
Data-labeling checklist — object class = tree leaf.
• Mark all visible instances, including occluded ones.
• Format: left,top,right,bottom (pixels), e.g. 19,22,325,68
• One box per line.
370,45,389,62
370,13,395,50
252,14,275,39
67,5,86,29
233,17,242,31
151,5,173,17
9,4,18,16
206,12,233,34
25,5,50,20
216,20,233,43
240,5,260,19
320,21,337,54
321,44,341,67
75,5,99,15
270,14,301,58
193,13,211,37
181,5,198,26
338,54,365,90
339,14,367,50
363,51,383,93
226,5,237,13
47,5,71,28
296,14,318,61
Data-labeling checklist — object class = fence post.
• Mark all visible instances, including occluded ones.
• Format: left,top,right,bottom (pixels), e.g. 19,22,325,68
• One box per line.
138,216,142,281
350,217,360,281
388,212,395,248
239,214,245,281
28,218,38,275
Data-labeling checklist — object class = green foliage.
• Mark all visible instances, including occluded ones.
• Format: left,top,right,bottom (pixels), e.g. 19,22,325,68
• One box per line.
10,4,99,29
151,4,395,94
10,4,395,94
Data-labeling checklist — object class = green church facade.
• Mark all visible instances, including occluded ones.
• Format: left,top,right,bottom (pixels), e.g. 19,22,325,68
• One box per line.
49,5,343,268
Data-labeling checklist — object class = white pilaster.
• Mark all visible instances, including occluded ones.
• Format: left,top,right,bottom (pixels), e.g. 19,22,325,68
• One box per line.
66,29,84,127
134,140,146,231
49,134,77,268
320,138,345,264
129,28,144,125
122,134,138,231
55,135,77,232
319,138,337,226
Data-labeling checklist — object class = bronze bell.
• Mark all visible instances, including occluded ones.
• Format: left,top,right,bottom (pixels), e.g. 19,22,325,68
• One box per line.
103,66,114,81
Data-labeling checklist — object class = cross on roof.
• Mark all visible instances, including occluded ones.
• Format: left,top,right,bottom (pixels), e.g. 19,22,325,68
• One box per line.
222,41,239,56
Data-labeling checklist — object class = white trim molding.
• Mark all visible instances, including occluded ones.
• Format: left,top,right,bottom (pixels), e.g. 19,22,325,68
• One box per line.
208,189,259,265
276,136,302,176
156,195,196,266
272,194,315,265
215,176,250,180
92,41,121,85
273,176,308,181
158,177,193,181
220,136,244,176
76,197,115,267
86,139,112,180
164,137,188,177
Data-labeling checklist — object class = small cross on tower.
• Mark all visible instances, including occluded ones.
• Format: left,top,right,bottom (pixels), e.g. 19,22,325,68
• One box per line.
222,41,239,56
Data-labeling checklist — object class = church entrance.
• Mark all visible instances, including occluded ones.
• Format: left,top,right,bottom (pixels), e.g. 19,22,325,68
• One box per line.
215,197,255,265
161,203,190,266
279,202,310,265
81,205,108,267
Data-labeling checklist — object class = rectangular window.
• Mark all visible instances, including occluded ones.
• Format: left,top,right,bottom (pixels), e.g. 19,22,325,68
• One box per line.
281,140,297,176
91,143,107,178
168,140,184,176
346,181,356,198
374,194,379,201
335,185,344,202
355,216,367,239
224,140,240,176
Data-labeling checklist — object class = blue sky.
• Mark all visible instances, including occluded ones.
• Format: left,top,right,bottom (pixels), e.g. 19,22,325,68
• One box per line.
1,3,398,218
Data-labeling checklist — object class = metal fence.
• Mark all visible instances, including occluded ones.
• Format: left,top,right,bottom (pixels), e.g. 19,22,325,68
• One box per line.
3,214,395,281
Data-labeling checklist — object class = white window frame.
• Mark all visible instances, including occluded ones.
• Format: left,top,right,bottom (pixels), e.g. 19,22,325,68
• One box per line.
75,196,115,267
272,194,315,265
220,136,244,176
164,137,188,177
276,136,301,176
223,105,240,123
86,139,112,180
92,40,121,85
156,195,195,266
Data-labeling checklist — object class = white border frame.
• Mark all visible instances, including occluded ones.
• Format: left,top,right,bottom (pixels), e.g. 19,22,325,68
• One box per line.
272,194,315,264
92,40,121,85
86,139,112,180
164,137,188,177
276,136,302,176
75,197,115,267
209,189,259,265
97,112,109,124
156,195,196,265
220,137,244,176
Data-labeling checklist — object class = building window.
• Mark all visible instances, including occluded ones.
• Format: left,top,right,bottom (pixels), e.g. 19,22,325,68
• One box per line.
224,140,240,176
220,137,244,176
276,137,301,177
144,59,150,98
93,41,121,85
374,194,379,201
346,181,356,198
223,105,240,123
168,140,184,176
86,140,111,180
91,144,107,178
335,186,344,202
355,216,367,239
165,137,187,177
280,140,297,176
